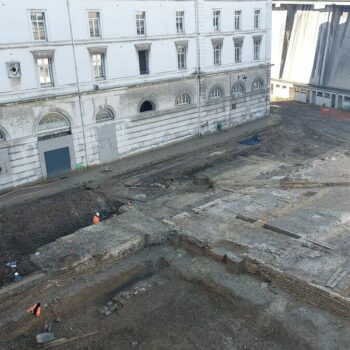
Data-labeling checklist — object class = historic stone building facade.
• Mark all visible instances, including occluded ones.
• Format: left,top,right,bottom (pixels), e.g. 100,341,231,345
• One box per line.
271,0,350,108
0,0,271,191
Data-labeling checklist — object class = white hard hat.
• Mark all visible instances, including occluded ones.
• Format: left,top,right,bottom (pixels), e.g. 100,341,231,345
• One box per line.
96,212,100,216
14,272,19,276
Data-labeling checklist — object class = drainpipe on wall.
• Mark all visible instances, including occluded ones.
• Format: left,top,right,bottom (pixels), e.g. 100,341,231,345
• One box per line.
66,0,89,169
195,0,202,136
265,0,270,115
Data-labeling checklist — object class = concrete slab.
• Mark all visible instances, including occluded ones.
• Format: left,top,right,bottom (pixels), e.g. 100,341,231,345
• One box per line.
31,209,170,270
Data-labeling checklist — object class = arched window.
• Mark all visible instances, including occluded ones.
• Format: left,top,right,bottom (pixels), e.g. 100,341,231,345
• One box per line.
176,93,191,106
209,87,222,99
140,100,155,113
252,79,264,91
37,112,71,136
96,107,114,123
232,83,245,97
0,129,6,142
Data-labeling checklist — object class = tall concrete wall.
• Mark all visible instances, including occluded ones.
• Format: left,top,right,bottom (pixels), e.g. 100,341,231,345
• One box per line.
272,4,350,95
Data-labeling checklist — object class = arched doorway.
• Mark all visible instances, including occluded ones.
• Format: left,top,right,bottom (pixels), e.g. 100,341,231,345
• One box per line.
36,112,75,178
95,107,117,163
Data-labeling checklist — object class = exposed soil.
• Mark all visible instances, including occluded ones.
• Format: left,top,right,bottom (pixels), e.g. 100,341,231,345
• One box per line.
0,103,343,286
4,271,314,350
2,102,350,350
0,187,122,286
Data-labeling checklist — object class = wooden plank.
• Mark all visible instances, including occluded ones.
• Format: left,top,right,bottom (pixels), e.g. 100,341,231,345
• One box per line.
42,331,99,348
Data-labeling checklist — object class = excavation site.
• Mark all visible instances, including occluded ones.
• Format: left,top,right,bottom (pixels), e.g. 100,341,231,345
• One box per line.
2,103,350,349
2,240,350,350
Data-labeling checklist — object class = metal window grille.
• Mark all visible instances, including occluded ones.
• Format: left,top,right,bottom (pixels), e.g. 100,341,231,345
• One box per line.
252,80,263,90
209,88,222,99
232,84,244,96
176,94,190,105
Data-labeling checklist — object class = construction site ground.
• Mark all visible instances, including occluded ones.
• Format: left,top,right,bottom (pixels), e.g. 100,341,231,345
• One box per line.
2,101,350,349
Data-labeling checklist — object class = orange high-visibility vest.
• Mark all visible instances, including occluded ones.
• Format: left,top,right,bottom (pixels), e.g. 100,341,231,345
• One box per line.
27,303,41,317
92,215,100,225
35,306,41,317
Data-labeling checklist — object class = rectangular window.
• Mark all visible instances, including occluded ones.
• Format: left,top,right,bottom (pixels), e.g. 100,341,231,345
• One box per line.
213,43,222,66
234,11,241,31
324,93,331,98
213,10,221,32
88,11,101,38
36,57,53,86
253,37,261,60
234,40,242,63
231,103,237,110
138,50,149,74
136,11,146,35
31,11,47,40
91,53,105,80
317,92,323,97
344,96,350,101
176,11,185,33
254,9,261,29
177,46,187,70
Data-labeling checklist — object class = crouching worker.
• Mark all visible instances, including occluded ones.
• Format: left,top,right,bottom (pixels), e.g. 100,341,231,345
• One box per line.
92,212,100,225
27,303,41,317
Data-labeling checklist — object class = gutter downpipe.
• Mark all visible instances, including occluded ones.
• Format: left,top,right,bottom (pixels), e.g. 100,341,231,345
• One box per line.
66,0,89,169
195,0,202,136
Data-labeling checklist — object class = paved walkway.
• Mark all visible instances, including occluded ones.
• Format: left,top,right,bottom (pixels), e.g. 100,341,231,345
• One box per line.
0,115,278,208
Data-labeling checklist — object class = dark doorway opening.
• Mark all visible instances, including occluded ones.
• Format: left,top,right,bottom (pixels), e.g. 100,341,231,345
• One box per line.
44,147,71,178
331,94,336,108
138,50,149,75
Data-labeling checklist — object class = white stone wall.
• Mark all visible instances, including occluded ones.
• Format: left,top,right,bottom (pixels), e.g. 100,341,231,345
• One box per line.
0,0,271,191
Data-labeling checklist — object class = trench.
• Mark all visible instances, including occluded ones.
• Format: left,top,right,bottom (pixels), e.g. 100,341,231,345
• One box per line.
0,187,123,287
1,241,350,350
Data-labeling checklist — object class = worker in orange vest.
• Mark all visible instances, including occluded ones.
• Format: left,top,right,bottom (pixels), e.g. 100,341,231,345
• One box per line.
27,303,41,317
92,212,100,225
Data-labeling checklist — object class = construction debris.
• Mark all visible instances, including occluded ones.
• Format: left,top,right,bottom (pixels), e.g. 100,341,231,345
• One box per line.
36,332,55,344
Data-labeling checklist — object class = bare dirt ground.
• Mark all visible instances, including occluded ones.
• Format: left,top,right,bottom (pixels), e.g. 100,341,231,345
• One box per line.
0,188,122,286
3,246,350,350
2,101,350,349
